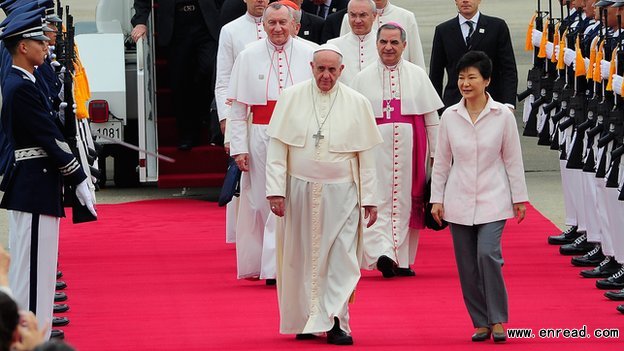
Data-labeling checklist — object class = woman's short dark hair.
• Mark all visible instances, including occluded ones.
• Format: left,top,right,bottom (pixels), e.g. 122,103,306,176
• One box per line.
0,292,19,351
456,51,493,80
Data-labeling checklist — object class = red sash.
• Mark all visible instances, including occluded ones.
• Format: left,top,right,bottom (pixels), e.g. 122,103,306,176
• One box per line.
376,99,427,229
251,100,277,125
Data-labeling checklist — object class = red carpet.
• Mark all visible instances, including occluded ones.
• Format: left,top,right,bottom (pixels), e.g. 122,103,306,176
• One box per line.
57,200,622,350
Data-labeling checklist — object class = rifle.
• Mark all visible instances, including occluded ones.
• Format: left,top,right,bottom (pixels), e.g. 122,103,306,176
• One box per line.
519,0,546,137
536,0,560,145
602,17,624,189
60,9,97,223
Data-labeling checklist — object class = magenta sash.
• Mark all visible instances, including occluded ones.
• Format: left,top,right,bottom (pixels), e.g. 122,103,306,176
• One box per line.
376,100,427,229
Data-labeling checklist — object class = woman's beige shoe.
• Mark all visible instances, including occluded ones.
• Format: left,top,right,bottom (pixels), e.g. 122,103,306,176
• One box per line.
471,327,491,342
492,323,507,343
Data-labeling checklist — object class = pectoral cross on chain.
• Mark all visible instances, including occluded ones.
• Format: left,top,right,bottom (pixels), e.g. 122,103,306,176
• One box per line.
313,129,325,147
384,104,394,119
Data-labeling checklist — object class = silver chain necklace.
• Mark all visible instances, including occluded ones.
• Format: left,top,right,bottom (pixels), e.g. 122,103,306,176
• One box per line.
310,83,340,147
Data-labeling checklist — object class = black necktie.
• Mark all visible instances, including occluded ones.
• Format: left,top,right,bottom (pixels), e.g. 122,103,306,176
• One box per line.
466,20,474,47
317,4,327,18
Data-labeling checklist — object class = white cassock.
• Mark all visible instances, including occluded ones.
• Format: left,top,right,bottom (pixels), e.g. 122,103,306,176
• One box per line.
327,31,377,86
339,2,426,69
296,36,320,49
228,38,314,279
266,80,383,334
352,59,443,270
215,12,266,244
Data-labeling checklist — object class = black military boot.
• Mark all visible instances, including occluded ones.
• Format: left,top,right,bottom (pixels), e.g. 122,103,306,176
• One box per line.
596,266,624,290
604,288,624,301
327,317,353,345
559,233,595,255
571,245,606,267
580,256,621,278
50,329,65,340
548,225,581,245
54,303,69,313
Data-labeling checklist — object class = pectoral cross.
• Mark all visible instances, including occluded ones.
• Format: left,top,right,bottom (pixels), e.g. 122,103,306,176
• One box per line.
384,104,394,119
313,129,325,147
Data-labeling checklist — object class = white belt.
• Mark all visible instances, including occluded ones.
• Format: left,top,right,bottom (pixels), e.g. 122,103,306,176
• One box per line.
14,147,48,161
288,155,354,184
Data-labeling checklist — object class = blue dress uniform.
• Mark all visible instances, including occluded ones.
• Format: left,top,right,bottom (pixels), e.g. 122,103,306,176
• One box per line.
0,13,90,340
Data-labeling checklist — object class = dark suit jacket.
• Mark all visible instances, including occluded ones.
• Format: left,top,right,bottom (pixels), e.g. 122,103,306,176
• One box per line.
218,0,246,27
131,0,223,46
301,0,347,18
299,11,324,44
429,14,518,109
320,8,345,43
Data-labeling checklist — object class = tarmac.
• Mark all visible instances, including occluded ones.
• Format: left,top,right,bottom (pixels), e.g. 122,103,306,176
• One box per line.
0,0,566,248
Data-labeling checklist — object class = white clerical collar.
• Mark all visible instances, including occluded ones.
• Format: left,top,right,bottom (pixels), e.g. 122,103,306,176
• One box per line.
459,11,480,26
267,37,292,52
12,65,35,83
351,32,372,41
380,58,402,71
245,12,262,23
313,80,340,96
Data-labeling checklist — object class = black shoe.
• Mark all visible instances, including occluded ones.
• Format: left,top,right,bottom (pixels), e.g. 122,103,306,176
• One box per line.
56,271,63,279
604,289,624,301
295,333,317,340
395,267,416,277
617,305,624,314
54,304,69,313
376,255,396,278
56,281,67,290
54,292,67,302
178,141,193,151
326,317,353,345
548,226,580,245
265,279,276,286
580,257,621,278
571,245,605,267
596,267,624,290
52,316,70,327
471,328,491,342
50,329,65,340
559,233,595,255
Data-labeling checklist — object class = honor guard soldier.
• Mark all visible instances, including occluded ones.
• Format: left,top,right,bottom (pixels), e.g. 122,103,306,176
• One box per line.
0,12,96,340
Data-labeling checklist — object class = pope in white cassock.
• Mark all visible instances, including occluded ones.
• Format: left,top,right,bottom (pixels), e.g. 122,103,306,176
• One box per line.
215,0,269,244
339,0,426,69
266,44,383,345
351,23,443,278
327,0,378,86
227,3,315,281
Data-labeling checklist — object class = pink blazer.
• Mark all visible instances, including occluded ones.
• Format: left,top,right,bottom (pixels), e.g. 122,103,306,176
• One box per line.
430,95,529,226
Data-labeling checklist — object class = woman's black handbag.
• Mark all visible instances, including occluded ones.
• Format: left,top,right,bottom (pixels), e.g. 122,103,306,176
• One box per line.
424,178,448,231
218,157,241,207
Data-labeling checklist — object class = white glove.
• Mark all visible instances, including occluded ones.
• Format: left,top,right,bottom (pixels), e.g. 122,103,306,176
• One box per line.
613,74,624,96
532,29,542,48
50,60,61,68
546,42,554,59
554,44,560,59
58,102,67,124
75,179,97,217
601,59,611,81
584,58,590,73
564,48,576,66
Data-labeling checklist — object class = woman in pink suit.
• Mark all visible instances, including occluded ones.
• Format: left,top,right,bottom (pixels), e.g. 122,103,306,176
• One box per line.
430,51,529,343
